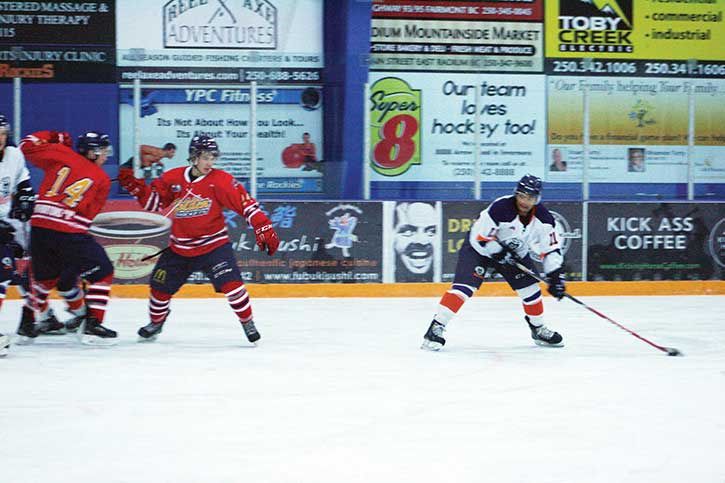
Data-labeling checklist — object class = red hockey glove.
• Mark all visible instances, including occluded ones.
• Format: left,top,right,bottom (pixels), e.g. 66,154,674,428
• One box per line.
54,131,73,147
118,166,146,198
250,211,279,256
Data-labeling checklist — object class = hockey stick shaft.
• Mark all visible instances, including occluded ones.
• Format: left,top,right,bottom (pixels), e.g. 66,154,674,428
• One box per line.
137,188,197,261
141,246,169,262
510,260,682,356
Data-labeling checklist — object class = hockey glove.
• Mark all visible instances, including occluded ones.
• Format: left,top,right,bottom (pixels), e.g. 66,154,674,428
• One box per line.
8,240,24,259
0,220,16,244
118,165,147,199
490,238,524,266
250,212,279,256
55,131,73,148
546,268,566,300
10,182,35,222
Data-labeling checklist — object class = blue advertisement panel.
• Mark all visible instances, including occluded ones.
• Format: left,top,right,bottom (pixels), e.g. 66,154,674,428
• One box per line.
227,201,383,283
119,86,324,193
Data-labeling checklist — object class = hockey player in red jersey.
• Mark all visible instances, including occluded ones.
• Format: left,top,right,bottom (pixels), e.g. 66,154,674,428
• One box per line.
118,135,279,344
422,174,566,351
20,130,118,345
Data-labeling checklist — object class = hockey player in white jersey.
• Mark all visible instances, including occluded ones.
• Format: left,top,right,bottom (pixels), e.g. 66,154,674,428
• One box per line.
422,174,566,351
0,114,36,354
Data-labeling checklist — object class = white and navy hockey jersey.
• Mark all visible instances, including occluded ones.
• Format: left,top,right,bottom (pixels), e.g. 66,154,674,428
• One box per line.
0,145,32,246
468,195,563,274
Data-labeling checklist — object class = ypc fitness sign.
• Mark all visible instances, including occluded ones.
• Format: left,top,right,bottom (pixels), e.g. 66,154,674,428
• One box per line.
163,0,277,49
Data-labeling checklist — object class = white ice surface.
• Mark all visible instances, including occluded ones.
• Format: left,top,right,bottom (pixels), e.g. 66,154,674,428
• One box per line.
1,295,724,483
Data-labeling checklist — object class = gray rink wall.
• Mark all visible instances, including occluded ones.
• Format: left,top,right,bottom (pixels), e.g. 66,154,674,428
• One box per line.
93,200,725,284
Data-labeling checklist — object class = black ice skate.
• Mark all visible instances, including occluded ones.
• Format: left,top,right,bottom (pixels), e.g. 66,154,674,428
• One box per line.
16,308,39,345
64,312,85,333
241,320,260,344
79,317,118,346
138,321,165,342
0,333,9,357
65,316,83,333
421,320,446,351
526,316,564,347
36,309,67,335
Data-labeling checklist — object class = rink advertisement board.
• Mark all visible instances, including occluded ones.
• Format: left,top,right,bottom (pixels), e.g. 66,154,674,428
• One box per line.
370,0,544,74
546,77,725,183
118,87,324,193
382,201,443,283
94,201,383,284
227,202,383,284
368,72,546,184
544,0,725,78
441,201,584,283
587,202,725,281
116,0,323,84
0,1,115,82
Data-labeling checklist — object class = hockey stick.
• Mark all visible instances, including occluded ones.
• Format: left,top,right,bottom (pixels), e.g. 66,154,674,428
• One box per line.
137,187,200,262
507,258,683,357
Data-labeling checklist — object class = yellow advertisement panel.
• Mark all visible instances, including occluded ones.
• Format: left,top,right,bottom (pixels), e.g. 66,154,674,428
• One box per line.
547,77,725,182
545,0,725,61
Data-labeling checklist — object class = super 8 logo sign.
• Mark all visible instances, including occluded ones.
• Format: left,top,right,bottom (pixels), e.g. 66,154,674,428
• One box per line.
369,77,422,176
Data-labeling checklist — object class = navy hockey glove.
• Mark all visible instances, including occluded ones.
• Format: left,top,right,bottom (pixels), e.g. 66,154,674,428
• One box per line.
10,182,36,222
546,268,566,300
8,240,24,259
491,238,524,266
0,220,16,244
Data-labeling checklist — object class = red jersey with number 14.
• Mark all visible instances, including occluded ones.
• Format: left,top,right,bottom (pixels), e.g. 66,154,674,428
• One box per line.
20,131,111,234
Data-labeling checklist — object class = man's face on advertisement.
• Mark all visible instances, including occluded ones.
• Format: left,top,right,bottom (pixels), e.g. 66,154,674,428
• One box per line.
394,203,437,274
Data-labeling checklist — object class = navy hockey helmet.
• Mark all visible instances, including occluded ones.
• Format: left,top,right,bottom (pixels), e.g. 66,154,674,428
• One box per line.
188,135,219,161
76,131,111,156
0,114,10,133
514,174,543,204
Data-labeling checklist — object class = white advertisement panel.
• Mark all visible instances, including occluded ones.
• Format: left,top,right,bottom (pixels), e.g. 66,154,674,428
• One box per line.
116,0,323,83
368,72,546,182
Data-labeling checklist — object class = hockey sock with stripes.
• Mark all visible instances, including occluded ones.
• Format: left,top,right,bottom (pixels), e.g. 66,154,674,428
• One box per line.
32,279,58,318
85,275,112,322
221,281,252,323
517,284,544,326
149,288,171,324
433,283,474,325
58,285,86,316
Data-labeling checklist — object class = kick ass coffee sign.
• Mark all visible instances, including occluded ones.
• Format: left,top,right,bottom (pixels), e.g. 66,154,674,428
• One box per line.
588,202,725,281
